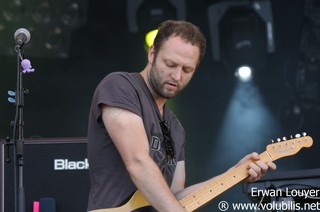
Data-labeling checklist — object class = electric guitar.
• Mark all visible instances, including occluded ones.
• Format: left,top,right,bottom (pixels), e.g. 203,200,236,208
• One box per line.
90,134,313,212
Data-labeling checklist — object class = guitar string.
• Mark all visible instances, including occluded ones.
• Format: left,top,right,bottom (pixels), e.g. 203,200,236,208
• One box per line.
181,152,271,211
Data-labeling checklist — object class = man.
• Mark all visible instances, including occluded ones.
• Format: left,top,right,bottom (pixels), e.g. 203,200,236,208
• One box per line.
87,20,276,211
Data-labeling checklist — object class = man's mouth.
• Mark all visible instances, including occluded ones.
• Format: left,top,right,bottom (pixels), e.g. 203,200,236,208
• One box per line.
165,82,178,91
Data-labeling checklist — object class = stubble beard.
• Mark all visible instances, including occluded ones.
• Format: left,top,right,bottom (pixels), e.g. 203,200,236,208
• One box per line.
149,64,179,100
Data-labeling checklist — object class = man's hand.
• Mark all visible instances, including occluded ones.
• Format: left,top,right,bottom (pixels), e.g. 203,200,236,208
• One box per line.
236,152,277,182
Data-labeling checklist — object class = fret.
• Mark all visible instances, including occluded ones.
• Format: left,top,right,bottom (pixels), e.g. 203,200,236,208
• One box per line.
181,151,272,211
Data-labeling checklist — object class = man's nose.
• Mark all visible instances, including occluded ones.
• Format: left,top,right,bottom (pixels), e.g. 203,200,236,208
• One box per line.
170,67,182,81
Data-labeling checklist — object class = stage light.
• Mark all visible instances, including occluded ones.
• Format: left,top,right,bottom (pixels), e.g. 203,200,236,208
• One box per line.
235,65,252,82
1,0,23,22
208,0,275,80
145,29,158,48
32,1,51,24
127,0,186,51
44,27,64,50
126,0,186,52
127,0,186,34
0,0,88,58
279,0,320,132
61,2,82,27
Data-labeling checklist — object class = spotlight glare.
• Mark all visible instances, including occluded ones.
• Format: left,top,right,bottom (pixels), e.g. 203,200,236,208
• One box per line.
145,29,158,48
235,65,252,81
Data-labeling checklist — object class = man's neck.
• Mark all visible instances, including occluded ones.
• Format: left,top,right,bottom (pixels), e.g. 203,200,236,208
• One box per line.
140,68,167,116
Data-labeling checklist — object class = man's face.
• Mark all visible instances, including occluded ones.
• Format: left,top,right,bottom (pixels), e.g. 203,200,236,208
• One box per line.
148,36,200,99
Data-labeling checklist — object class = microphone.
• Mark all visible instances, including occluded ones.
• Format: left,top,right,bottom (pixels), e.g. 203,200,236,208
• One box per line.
14,28,31,47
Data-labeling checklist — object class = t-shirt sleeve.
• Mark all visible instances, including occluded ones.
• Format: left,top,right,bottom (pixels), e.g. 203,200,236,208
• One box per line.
92,72,142,121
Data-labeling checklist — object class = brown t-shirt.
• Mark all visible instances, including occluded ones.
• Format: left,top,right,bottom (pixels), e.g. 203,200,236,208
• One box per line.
87,72,185,211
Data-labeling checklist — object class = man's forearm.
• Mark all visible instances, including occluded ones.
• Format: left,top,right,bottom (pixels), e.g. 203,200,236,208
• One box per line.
127,156,185,211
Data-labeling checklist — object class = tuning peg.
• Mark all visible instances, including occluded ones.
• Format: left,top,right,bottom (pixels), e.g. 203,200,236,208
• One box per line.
277,138,281,142
302,132,307,136
271,139,275,143
290,135,293,139
282,137,287,141
295,134,301,138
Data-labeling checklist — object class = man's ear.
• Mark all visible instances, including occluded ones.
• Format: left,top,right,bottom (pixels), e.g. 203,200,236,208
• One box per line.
148,45,155,64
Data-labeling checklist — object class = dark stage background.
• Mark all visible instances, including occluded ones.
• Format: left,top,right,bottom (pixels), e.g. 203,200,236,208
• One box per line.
0,0,319,211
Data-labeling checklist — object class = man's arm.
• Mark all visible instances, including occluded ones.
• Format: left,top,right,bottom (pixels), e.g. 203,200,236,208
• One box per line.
172,153,276,200
101,105,185,211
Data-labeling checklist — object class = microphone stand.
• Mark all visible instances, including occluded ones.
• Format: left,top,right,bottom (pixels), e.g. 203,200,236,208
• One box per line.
12,44,27,212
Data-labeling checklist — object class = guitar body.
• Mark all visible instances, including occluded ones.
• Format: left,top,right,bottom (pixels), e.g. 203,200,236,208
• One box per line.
89,190,152,212
89,135,313,212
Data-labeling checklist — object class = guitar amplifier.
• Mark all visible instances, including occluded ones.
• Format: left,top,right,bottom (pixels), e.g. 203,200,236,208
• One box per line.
0,137,90,212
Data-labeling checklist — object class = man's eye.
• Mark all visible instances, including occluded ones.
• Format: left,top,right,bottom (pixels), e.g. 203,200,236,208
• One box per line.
183,68,193,73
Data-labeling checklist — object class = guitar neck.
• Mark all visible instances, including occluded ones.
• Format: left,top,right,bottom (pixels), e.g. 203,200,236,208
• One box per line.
179,151,272,211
